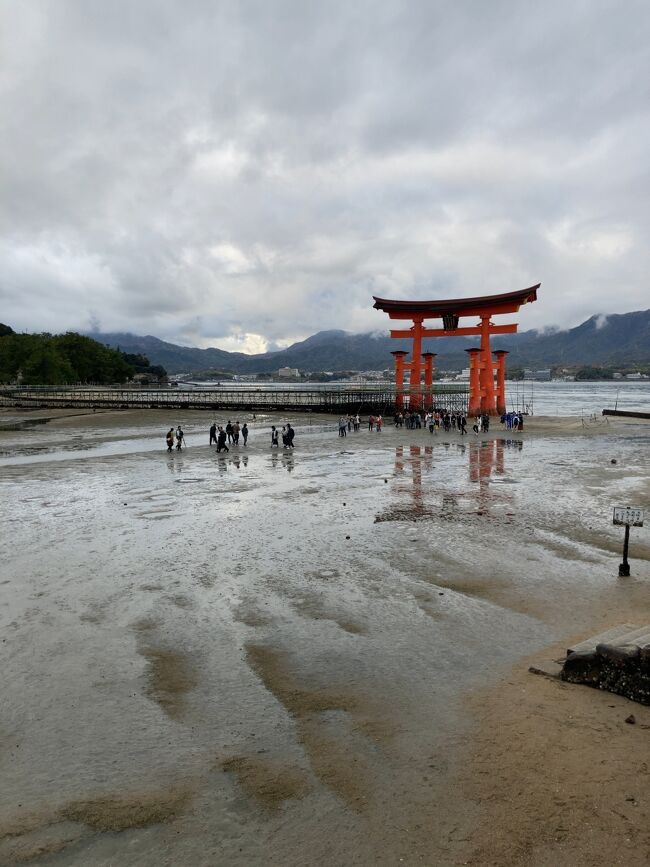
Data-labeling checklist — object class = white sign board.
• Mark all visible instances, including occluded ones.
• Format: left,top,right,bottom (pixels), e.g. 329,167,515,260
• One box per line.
613,507,644,527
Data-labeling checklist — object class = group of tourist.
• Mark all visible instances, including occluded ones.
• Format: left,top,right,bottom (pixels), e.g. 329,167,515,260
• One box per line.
165,407,525,453
338,414,361,435
392,410,470,433
166,425,185,451
165,420,299,453
335,409,499,437
501,412,525,431
208,420,249,452
270,424,295,448
338,414,385,435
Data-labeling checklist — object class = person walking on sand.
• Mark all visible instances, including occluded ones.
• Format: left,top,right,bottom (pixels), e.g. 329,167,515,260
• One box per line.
271,426,279,448
354,414,360,432
209,422,217,446
376,414,383,432
287,423,295,448
459,413,467,435
175,426,185,450
233,421,240,445
216,426,229,452
166,427,175,452
339,417,347,437
242,423,249,446
368,414,375,432
226,420,233,443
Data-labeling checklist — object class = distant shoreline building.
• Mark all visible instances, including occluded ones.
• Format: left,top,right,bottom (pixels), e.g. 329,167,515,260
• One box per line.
524,368,552,381
278,366,300,378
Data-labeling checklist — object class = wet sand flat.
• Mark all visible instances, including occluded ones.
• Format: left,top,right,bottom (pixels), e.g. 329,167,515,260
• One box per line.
0,411,649,865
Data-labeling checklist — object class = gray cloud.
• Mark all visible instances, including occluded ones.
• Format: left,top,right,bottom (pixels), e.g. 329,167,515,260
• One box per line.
1,0,649,351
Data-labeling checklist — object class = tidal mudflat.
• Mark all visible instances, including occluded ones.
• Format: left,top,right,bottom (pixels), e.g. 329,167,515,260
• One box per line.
1,410,649,865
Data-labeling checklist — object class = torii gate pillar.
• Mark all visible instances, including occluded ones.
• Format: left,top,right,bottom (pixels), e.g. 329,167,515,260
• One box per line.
493,350,509,416
479,316,496,415
465,348,482,416
391,351,408,410
422,352,436,390
408,317,424,409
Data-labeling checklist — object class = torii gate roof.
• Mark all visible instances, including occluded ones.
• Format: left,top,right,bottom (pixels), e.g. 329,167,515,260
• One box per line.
373,284,539,319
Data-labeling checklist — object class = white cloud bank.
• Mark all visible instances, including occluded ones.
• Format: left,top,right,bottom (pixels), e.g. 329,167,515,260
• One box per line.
1,0,649,350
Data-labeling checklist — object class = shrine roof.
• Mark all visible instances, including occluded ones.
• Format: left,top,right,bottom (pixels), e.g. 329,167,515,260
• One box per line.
373,284,539,317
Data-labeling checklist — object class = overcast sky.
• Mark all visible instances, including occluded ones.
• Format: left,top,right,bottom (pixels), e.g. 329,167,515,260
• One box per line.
1,1,649,352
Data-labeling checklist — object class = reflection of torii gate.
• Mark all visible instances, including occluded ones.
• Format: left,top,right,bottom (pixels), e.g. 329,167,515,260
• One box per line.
373,284,539,415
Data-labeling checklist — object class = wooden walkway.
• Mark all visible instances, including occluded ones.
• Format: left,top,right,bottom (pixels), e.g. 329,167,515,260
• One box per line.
602,408,650,420
0,384,470,414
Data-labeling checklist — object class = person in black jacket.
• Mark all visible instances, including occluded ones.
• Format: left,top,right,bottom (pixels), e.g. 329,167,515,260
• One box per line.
216,426,229,452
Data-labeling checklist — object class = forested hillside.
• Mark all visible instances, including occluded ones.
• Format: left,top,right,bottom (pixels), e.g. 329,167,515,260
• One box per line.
0,328,141,384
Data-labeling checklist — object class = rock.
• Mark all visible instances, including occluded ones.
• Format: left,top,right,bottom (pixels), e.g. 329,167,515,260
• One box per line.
625,714,636,724
345,535,350,540
561,650,601,685
611,459,617,464
562,644,650,706
596,643,640,666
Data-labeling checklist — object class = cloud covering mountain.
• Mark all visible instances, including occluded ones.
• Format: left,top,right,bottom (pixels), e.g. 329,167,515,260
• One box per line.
2,1,650,349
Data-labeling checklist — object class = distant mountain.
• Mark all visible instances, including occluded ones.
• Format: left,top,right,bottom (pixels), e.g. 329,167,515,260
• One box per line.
86,332,252,374
88,309,650,374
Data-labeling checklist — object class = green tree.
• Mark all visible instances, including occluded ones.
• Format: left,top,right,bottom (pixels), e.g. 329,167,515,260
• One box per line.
574,366,614,381
22,339,75,384
0,331,135,384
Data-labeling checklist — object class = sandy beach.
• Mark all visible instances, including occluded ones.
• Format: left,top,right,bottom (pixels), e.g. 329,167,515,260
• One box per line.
0,408,648,866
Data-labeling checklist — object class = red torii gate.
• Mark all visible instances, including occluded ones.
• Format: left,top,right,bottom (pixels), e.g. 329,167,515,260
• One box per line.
373,284,539,415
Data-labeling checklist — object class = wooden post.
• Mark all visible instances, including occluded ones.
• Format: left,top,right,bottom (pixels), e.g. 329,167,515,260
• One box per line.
493,350,508,416
409,317,424,409
391,351,408,410
422,352,436,410
465,348,482,416
479,316,496,414
619,524,631,576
